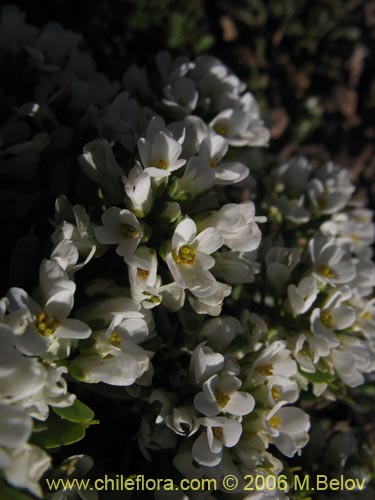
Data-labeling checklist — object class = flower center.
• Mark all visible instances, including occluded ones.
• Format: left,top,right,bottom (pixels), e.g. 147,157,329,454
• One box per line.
121,224,139,239
151,159,168,170
34,312,61,337
209,158,219,169
362,311,372,321
213,123,229,137
173,245,196,265
269,416,282,429
320,310,334,329
271,386,281,401
108,331,122,348
317,264,334,279
212,426,223,440
137,268,150,280
255,363,273,376
215,388,230,408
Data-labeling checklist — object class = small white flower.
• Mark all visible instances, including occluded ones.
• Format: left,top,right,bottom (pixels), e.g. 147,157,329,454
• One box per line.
95,207,142,264
198,135,249,185
287,277,318,315
170,156,215,200
1,443,51,497
0,326,47,404
194,372,255,417
190,343,224,385
122,162,153,217
7,260,91,358
210,107,269,147
188,281,232,317
248,341,297,386
265,404,310,457
162,77,198,115
166,218,223,298
307,162,355,215
192,416,242,466
199,202,265,252
309,233,356,285
213,251,260,284
165,407,200,437
200,316,243,351
138,119,186,178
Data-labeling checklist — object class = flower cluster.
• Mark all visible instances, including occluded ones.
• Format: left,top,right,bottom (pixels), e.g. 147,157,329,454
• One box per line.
0,5,374,500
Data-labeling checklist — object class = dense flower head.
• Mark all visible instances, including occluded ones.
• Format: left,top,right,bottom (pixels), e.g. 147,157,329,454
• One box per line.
0,4,374,499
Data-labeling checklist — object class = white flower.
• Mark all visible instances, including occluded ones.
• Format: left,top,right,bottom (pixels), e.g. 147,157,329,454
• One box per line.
209,107,269,147
166,218,223,298
1,443,51,497
0,403,32,454
7,260,91,358
137,119,186,178
192,416,242,466
287,277,318,315
188,281,232,317
266,247,301,294
309,233,356,285
170,156,215,200
213,251,260,284
200,316,243,351
0,326,47,404
78,139,124,203
122,162,153,217
194,373,255,417
320,208,375,258
248,341,297,387
52,197,103,259
165,407,200,437
265,404,310,457
128,247,162,308
199,202,265,252
197,135,249,185
95,207,142,264
307,162,355,215
70,315,153,387
162,77,198,115
168,115,208,158
23,365,75,420
101,91,142,150
332,336,373,387
190,343,224,385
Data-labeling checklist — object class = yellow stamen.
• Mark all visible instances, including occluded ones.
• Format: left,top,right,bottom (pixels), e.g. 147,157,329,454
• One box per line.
363,312,372,321
137,268,150,280
320,310,334,329
269,416,282,429
173,245,196,265
351,234,360,242
151,159,168,170
209,158,219,169
34,313,61,337
317,264,334,279
271,387,281,401
212,426,223,440
255,364,273,376
109,331,122,348
213,123,229,137
215,389,230,408
121,224,139,239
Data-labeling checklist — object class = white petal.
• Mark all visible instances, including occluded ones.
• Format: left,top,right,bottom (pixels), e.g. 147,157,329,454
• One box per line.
57,319,91,339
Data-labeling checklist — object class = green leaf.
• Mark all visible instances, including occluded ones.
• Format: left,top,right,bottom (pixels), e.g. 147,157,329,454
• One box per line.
298,368,335,383
0,480,34,500
31,413,86,449
53,399,94,424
